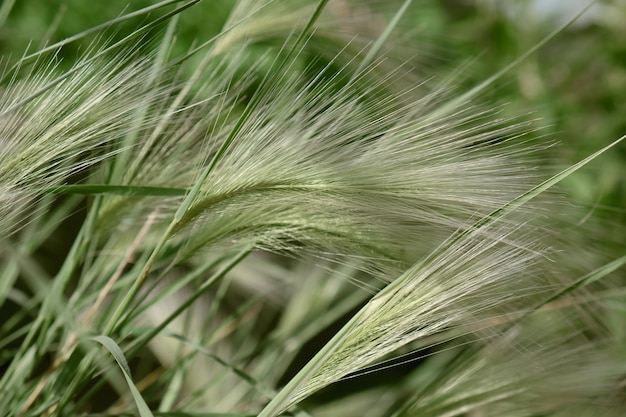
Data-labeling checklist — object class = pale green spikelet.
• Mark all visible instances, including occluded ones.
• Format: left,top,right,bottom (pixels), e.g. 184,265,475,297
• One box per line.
0,48,171,236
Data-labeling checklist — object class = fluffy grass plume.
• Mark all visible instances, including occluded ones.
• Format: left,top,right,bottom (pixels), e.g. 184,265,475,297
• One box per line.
0,1,624,417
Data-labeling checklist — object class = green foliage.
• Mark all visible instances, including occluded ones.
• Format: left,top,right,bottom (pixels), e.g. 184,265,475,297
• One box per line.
0,1,624,417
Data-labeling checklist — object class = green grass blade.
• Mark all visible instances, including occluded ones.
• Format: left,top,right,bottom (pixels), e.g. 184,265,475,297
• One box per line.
91,335,155,417
352,0,413,78
125,247,252,357
45,184,188,197
421,2,596,124
534,254,626,313
0,0,15,29
488,133,626,222
14,0,194,66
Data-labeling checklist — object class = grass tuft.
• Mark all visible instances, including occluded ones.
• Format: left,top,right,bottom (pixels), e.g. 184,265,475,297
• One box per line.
0,1,624,417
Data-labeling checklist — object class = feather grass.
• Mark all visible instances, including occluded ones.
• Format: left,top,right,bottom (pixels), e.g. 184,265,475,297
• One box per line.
0,1,624,416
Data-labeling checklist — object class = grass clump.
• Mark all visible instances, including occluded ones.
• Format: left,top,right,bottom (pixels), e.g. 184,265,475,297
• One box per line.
0,1,624,416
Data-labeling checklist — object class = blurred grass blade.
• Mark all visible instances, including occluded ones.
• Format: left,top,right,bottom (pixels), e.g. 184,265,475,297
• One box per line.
352,0,413,77
423,1,596,123
90,336,155,417
0,0,15,29
537,254,626,309
16,0,197,65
